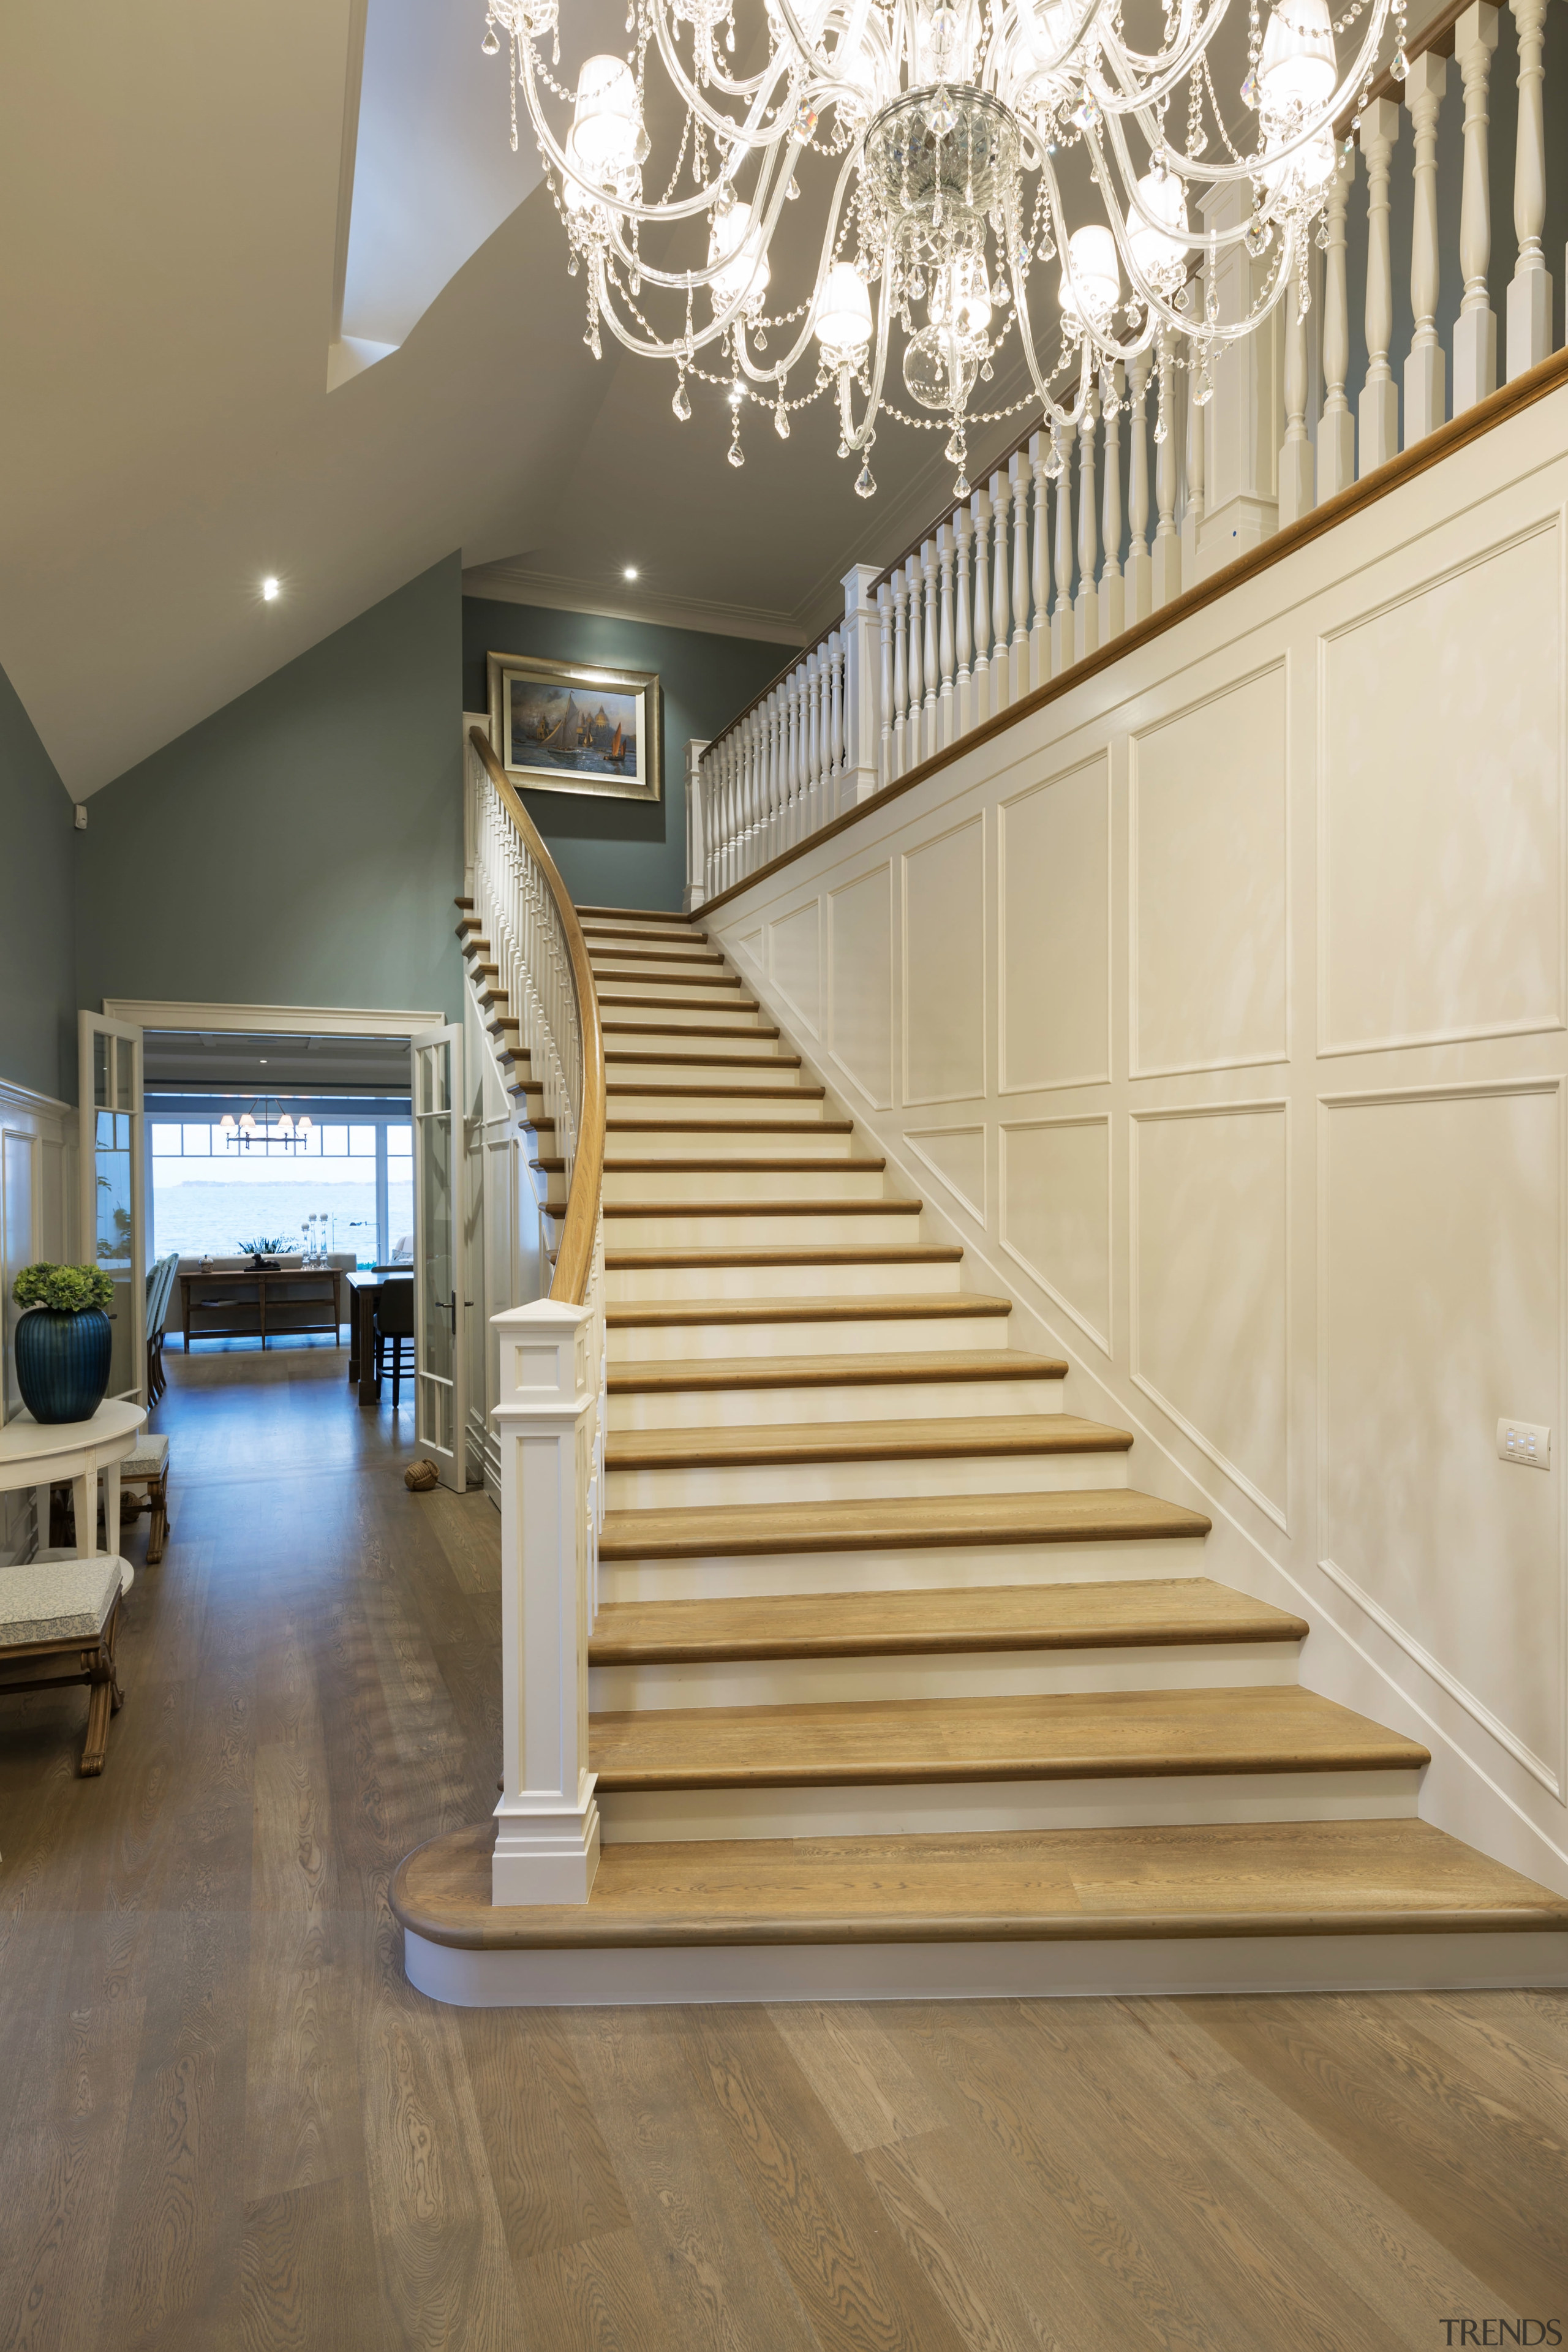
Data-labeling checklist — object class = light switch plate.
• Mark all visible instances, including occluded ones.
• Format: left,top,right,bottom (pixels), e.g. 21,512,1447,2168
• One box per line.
1497,1418,1551,1469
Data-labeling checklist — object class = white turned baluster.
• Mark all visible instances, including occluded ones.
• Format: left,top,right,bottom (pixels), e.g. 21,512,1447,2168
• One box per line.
1028,432,1051,688
1127,350,1152,624
828,630,844,802
1052,420,1074,674
1508,0,1551,377
1076,380,1099,661
891,567,909,778
1280,273,1313,524
805,650,821,831
1182,353,1205,579
1100,363,1125,641
921,537,940,762
734,715,750,876
971,487,992,719
793,662,809,838
780,667,796,846
1319,150,1355,497
1358,97,1401,470
1152,337,1181,606
990,469,1011,709
755,692,771,863
1404,50,1449,444
1008,450,1030,690
876,582,894,785
1453,4,1499,411
905,558,924,764
937,521,956,745
954,511,974,737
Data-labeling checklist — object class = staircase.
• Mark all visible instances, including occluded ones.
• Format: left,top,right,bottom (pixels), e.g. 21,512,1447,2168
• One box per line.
394,900,1568,2002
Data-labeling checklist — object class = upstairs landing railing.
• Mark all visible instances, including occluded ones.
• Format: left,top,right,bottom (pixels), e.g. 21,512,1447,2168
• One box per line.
464,727,607,1907
691,0,1565,905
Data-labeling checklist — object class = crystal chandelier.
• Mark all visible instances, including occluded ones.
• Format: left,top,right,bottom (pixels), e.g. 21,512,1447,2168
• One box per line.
217,1099,314,1156
481,0,1401,497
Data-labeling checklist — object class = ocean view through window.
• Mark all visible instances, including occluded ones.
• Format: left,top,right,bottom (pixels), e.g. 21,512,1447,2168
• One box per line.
151,1115,412,1266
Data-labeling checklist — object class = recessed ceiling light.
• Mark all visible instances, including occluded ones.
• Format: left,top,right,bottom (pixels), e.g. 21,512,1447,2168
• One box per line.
262,576,280,601
623,565,639,581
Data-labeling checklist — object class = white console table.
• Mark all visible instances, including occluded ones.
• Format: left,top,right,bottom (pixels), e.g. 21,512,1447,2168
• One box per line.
0,1399,148,1560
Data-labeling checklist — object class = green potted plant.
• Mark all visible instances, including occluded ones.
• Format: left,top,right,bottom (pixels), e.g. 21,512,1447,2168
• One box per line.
11,1262,116,1424
236,1234,296,1270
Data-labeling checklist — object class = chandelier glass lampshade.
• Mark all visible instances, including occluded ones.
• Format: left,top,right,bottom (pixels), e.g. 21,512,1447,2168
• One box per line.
481,0,1403,496
219,1100,314,1155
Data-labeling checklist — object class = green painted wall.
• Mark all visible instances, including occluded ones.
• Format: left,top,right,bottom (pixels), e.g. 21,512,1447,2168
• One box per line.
0,660,77,1102
77,557,465,1024
462,599,794,911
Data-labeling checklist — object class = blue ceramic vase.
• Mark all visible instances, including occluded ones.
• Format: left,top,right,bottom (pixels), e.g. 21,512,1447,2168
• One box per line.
14,1306,113,1425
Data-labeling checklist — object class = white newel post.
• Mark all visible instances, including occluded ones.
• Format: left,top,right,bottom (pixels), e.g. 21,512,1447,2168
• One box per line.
1319,148,1356,496
1028,431,1052,686
989,469,1012,709
971,486,993,719
1197,178,1281,565
1008,451,1031,693
1280,274,1314,527
937,522,957,745
1508,0,1551,379
1404,48,1449,445
1076,380,1099,660
1180,347,1206,581
1453,3,1500,411
1052,420,1074,676
684,739,709,912
1359,98,1402,470
491,1298,601,1905
1152,337,1181,608
1128,350,1152,624
1100,363,1125,641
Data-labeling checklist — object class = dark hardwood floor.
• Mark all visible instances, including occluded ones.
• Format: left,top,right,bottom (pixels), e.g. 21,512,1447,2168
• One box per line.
1,1343,1564,2350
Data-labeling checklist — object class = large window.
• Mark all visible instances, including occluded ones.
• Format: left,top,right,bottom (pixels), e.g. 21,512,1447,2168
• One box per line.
151,1114,413,1267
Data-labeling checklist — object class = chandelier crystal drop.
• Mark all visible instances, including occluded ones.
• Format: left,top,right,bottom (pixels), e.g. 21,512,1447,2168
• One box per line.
480,0,1400,497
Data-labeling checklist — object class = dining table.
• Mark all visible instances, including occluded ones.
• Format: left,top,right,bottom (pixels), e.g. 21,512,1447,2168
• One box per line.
347,1270,414,1406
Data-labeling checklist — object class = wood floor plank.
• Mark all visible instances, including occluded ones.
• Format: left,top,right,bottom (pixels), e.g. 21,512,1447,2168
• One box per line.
763,2003,945,2154
458,2009,632,2260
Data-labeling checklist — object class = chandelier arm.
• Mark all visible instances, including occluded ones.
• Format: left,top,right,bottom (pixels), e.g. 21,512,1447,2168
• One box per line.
643,5,801,145
733,152,863,382
645,0,777,99
594,129,804,300
835,236,897,453
1008,260,1092,430
518,40,783,225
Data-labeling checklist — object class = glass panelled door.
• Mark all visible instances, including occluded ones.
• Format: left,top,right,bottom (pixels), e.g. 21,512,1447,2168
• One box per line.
411,1023,467,1490
78,1012,146,1406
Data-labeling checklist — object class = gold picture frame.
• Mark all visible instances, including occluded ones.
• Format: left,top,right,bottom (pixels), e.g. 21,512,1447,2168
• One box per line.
486,650,662,804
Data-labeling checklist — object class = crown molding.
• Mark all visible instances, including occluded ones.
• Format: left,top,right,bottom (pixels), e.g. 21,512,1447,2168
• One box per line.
461,564,806,649
0,1074,71,1121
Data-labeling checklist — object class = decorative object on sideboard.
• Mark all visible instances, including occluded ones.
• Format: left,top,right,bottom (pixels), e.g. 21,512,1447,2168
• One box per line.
10,1263,115,1425
235,1236,298,1272
478,0,1401,497
487,649,662,805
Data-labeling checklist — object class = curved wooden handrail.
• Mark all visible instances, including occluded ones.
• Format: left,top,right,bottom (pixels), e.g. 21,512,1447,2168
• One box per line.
468,727,606,1306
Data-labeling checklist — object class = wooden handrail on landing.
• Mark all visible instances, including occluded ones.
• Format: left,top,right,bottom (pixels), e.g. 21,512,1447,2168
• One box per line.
467,727,606,1308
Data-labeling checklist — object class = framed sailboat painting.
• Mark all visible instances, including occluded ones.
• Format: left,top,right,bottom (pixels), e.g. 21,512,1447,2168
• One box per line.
487,652,662,804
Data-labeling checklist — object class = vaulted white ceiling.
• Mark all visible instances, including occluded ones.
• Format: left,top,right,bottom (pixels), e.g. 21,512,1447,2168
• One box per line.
0,0,1087,796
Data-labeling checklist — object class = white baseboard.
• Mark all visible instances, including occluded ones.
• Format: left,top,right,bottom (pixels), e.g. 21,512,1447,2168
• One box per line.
403,1926,1568,2008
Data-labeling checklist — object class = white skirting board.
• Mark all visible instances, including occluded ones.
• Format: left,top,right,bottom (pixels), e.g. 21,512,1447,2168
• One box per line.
403,1928,1568,2008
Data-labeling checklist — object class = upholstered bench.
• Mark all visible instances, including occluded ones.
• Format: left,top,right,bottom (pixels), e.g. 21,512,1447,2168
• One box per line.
116,1433,170,1563
0,1553,132,1776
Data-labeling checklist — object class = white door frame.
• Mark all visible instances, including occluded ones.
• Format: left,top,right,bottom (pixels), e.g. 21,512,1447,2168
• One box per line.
102,1000,445,1037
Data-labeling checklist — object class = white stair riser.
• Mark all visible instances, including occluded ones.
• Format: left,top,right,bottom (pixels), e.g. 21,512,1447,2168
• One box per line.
600,1166,891,1203
602,1129,856,1161
603,1449,1132,1510
606,1376,1067,1430
602,1209,921,1248
607,1093,826,1123
589,1640,1299,1713
605,1311,1012,1360
598,1768,1423,1845
581,924,708,944
597,1000,763,1030
590,952,727,976
597,1532,1209,1602
604,1259,963,1304
606,1059,799,1085
595,978,750,1006
603,1030,788,1060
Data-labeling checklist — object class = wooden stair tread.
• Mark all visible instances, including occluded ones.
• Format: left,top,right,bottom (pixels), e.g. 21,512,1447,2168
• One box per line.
601,1156,888,1175
605,1051,803,1069
608,1348,1068,1391
584,923,712,946
602,1198,917,1219
576,904,696,924
589,1576,1306,1662
606,1289,1011,1329
598,992,761,1012
393,1819,1568,1950
597,973,744,992
588,1686,1429,1789
604,1242,962,1270
605,1081,826,1099
598,1485,1209,1556
604,1412,1130,1472
605,1120,857,1137
603,1020,782,1040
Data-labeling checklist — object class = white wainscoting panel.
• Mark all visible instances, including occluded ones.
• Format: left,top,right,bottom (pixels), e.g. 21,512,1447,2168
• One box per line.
1132,663,1289,1077
732,925,764,978
903,817,985,1107
1321,522,1564,1058
1,1077,76,1560
769,900,821,1037
907,1125,987,1223
828,864,894,1109
1321,1082,1564,1795
1001,1117,1111,1352
709,387,1568,1894
1134,1103,1289,1526
1000,755,1110,1093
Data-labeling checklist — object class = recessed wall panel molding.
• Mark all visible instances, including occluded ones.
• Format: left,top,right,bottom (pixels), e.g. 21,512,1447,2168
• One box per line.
733,925,764,976
828,865,894,1109
768,899,822,1038
999,754,1110,1094
1000,1116,1110,1352
1320,1080,1564,1794
905,1124,986,1223
1131,663,1288,1079
1321,519,1564,1057
1133,1102,1289,1526
903,816,986,1107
